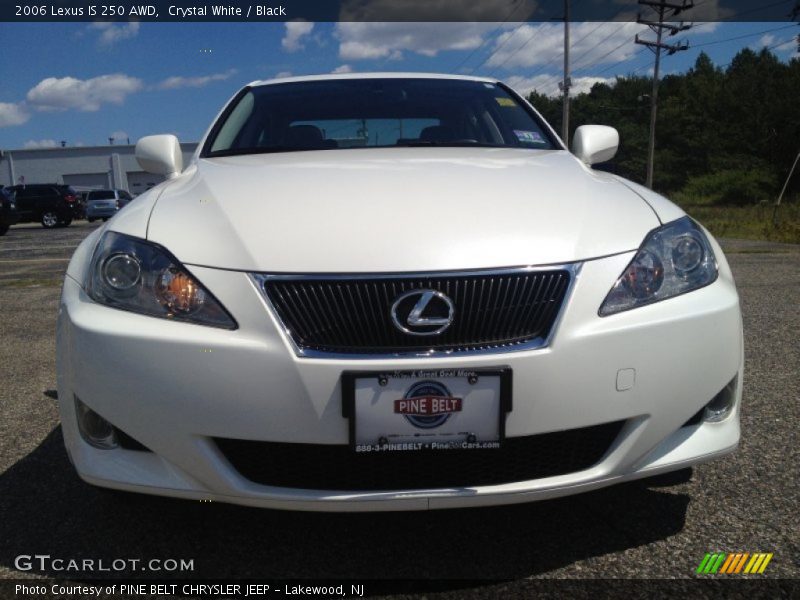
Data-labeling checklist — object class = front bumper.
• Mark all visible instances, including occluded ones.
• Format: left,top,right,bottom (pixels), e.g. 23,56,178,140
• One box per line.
56,248,743,511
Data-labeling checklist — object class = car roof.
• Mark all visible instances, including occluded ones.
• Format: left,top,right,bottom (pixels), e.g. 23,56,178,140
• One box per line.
248,72,500,88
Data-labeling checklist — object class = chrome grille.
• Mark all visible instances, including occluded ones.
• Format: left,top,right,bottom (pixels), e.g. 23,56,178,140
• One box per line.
257,267,573,356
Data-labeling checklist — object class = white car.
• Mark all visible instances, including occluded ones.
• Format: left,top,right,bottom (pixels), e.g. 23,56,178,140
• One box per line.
56,73,742,511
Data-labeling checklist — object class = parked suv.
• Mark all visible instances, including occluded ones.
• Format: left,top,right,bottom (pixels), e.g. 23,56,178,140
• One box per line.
85,189,134,222
8,184,82,228
0,187,19,235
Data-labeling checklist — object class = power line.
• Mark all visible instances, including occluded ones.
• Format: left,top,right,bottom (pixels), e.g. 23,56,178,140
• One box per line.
487,24,546,75
452,0,530,73
467,0,562,75
691,23,797,48
635,0,693,189
528,25,638,95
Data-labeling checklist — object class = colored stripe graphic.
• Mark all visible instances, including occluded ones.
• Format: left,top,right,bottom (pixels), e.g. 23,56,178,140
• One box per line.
711,553,726,573
720,553,736,573
744,553,774,574
733,553,750,573
696,553,713,574
700,552,773,574
697,553,728,574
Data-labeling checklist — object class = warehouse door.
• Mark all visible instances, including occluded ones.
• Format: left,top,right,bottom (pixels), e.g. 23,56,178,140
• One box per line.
127,171,164,195
62,173,110,189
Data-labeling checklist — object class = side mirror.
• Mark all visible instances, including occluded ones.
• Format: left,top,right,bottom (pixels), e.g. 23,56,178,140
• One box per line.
571,125,619,166
135,135,183,179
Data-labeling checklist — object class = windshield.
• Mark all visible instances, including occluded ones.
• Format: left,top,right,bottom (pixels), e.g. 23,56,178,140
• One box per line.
88,191,116,200
203,78,556,157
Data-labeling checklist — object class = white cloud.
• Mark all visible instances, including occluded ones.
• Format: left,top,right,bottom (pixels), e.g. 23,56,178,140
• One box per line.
689,22,720,36
332,64,353,74
335,22,494,61
282,21,314,52
486,22,645,71
0,102,30,127
110,130,129,143
23,139,60,149
755,34,776,49
569,76,615,96
88,22,140,46
26,74,143,112
506,73,615,98
275,71,293,78
157,69,237,90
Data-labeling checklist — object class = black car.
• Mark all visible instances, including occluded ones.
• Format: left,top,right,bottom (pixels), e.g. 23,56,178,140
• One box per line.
8,184,82,228
0,187,19,236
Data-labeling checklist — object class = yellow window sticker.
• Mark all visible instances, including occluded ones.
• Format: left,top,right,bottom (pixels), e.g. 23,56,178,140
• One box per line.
495,97,516,107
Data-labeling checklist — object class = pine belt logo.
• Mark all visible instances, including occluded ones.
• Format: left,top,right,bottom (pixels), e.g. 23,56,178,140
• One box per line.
394,381,462,429
696,552,774,575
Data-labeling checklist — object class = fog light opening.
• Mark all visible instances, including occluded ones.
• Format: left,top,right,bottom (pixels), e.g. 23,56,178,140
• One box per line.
703,375,738,423
75,397,118,449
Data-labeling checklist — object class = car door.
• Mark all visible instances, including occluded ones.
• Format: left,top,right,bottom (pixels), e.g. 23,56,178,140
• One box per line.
12,187,35,220
40,186,62,214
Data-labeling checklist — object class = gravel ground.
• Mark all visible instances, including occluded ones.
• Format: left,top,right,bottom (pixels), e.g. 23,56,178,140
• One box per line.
0,221,797,596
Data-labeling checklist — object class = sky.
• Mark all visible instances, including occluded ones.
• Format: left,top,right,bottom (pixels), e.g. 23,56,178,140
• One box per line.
0,20,797,149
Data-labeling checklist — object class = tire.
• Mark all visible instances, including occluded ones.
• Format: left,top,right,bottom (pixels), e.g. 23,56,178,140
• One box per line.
0,225,8,236
87,218,95,223
60,217,73,227
41,211,59,229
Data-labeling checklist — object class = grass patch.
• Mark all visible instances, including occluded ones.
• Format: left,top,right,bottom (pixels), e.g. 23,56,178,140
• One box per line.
0,278,63,288
680,203,800,244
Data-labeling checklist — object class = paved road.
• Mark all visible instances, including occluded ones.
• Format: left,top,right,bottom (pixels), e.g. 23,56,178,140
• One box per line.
0,222,798,592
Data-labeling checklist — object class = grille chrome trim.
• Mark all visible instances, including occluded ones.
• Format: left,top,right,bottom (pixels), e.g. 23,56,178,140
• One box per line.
250,264,581,359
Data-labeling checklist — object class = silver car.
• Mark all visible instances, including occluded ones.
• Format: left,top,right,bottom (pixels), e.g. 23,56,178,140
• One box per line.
85,189,133,223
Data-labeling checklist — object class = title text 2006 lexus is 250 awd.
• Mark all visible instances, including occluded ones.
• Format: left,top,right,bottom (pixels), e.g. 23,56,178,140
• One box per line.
56,74,743,511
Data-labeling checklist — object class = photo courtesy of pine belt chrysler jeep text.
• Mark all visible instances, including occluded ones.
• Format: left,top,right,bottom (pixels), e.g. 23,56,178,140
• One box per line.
56,74,743,511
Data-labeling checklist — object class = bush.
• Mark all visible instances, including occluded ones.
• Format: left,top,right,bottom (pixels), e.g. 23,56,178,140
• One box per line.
674,168,778,206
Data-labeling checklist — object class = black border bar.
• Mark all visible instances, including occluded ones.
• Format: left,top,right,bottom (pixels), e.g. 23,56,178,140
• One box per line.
2,1,798,23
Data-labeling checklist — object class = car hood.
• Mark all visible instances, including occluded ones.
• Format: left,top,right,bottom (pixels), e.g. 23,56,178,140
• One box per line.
146,147,660,273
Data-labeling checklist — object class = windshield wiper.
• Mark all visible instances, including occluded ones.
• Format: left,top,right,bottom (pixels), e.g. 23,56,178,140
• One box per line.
395,141,501,148
205,146,318,157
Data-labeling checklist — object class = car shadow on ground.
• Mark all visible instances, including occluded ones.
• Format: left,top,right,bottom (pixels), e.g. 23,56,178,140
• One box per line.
0,425,690,588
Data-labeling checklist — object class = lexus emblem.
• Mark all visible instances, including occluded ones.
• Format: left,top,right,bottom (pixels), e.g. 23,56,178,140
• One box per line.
390,289,455,336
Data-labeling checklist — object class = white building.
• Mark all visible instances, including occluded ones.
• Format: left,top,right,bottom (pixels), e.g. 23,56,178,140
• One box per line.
0,143,198,195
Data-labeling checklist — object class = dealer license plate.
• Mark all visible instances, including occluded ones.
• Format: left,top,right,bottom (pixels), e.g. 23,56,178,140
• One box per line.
342,368,511,452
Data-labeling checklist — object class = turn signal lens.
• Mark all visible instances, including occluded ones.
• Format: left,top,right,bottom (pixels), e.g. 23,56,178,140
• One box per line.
622,250,664,299
157,268,206,314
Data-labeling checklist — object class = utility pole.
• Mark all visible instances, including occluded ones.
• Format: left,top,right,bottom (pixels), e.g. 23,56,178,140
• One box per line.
635,0,692,188
560,0,571,145
773,149,800,225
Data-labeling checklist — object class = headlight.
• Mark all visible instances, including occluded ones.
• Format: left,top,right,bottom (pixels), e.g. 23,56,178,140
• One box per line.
86,231,237,329
599,217,718,316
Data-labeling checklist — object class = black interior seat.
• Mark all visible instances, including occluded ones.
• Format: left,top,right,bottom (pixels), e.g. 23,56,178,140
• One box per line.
419,125,456,143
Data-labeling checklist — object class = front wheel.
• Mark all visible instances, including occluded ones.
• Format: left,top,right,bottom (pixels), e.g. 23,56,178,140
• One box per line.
0,225,9,236
59,217,73,227
41,211,59,228
87,217,96,223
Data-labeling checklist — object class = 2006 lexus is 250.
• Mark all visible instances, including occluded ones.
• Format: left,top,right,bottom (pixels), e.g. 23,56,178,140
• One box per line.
56,73,743,511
